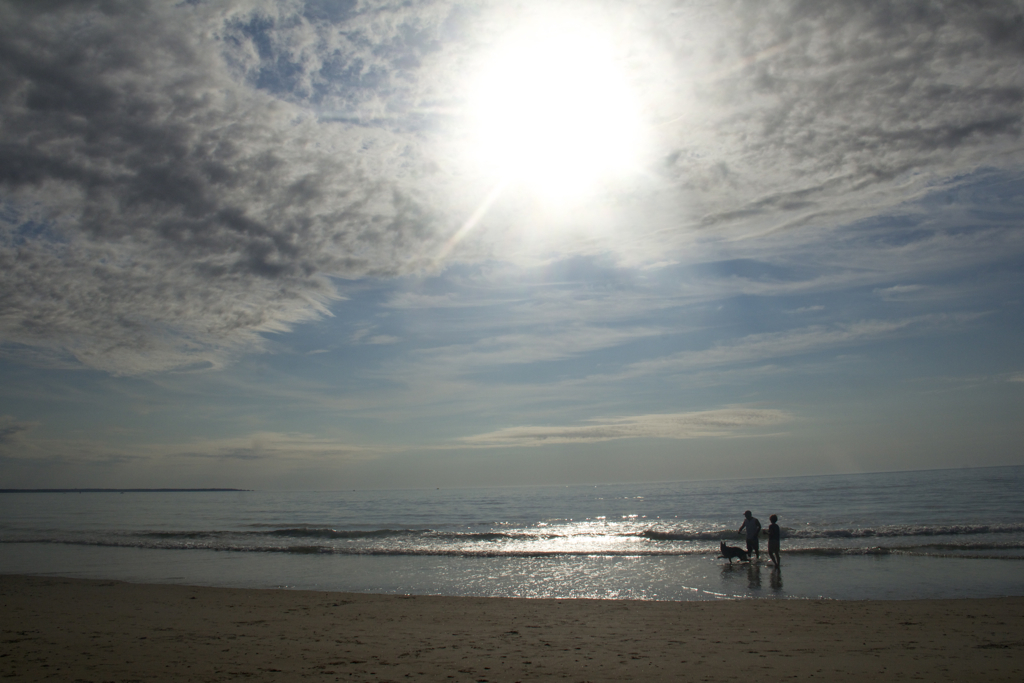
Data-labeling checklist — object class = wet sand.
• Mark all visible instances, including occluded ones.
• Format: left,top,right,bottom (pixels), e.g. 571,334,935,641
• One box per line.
3,574,1022,682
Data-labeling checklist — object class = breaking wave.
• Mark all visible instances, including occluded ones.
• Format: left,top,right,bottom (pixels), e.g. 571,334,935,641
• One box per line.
5,522,1024,560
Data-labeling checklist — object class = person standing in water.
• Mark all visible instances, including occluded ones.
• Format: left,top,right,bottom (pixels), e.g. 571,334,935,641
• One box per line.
738,510,762,561
766,514,781,568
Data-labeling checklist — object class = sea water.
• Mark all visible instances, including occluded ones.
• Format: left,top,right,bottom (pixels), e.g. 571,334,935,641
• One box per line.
2,466,1022,601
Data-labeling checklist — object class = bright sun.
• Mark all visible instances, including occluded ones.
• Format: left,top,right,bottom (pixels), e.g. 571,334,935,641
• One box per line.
468,20,644,202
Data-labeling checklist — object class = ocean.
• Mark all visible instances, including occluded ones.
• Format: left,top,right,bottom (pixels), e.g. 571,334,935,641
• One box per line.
2,466,1022,601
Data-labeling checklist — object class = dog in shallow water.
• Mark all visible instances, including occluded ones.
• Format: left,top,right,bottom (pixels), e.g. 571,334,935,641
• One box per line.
720,541,749,564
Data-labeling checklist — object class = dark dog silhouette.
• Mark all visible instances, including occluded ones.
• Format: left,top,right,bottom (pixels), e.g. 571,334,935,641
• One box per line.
720,541,749,563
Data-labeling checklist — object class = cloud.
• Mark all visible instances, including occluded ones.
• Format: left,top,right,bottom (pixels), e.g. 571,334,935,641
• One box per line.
0,427,374,465
457,408,793,447
412,324,668,372
875,284,926,301
0,432,140,465
0,415,36,445
383,291,516,310
621,313,983,378
350,328,400,345
168,432,375,462
0,0,446,374
1,0,1022,377
365,335,400,345
661,0,1024,238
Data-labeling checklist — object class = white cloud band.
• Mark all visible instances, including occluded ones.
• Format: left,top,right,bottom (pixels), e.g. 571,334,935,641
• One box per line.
458,408,792,447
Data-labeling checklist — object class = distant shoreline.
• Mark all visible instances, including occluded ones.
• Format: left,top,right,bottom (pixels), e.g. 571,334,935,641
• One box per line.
0,488,250,493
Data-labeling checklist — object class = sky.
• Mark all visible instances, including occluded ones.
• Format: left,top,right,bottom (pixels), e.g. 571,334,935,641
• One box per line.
0,0,1022,490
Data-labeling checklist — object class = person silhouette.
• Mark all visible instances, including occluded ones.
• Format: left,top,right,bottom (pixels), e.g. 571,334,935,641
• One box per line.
766,513,782,568
737,510,762,561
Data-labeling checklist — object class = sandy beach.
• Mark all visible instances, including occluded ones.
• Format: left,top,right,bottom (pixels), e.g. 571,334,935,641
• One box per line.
2,574,1022,682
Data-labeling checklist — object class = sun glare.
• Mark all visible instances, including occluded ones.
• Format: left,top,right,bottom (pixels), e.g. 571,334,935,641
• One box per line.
469,20,644,203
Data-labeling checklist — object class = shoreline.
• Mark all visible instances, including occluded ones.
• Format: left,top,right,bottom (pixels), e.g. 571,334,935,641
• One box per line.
4,574,1023,682
5,542,1024,602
